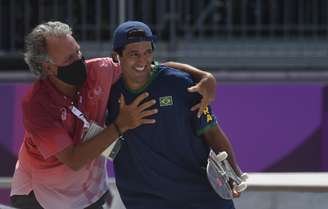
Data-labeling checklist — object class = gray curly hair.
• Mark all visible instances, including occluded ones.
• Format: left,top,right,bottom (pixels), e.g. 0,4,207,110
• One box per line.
24,21,72,78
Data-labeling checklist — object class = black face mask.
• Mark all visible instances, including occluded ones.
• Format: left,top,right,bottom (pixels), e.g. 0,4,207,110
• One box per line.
57,57,87,86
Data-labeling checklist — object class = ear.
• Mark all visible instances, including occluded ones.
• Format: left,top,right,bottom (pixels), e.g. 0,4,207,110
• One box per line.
111,52,120,63
42,62,57,76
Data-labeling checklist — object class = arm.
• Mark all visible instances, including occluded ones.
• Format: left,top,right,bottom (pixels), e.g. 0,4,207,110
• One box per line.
162,62,217,117
203,125,243,198
162,62,215,82
56,92,157,170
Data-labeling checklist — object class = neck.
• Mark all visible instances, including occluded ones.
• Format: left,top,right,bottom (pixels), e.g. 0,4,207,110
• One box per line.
124,66,156,91
127,81,147,91
48,75,77,97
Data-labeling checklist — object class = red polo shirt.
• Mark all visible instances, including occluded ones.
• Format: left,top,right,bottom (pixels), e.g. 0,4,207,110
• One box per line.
11,57,120,209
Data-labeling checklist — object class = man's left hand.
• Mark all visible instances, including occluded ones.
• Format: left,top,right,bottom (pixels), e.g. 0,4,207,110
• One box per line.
229,180,241,198
232,190,241,198
188,73,216,118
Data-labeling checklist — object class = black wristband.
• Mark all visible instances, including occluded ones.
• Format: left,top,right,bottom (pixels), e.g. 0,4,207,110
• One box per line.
113,122,123,138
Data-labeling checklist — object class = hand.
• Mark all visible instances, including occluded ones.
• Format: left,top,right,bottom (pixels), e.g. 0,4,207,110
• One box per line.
115,92,158,132
228,180,241,198
232,190,241,198
188,73,216,118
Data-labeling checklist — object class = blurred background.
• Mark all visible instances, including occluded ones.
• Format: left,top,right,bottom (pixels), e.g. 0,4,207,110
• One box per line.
0,0,327,208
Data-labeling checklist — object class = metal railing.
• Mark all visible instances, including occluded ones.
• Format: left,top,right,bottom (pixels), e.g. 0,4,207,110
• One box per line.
1,0,328,69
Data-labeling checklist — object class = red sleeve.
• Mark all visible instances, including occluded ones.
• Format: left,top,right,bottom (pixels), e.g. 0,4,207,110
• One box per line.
23,97,73,159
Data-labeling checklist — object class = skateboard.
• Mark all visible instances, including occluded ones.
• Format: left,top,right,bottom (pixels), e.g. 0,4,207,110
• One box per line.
206,150,248,199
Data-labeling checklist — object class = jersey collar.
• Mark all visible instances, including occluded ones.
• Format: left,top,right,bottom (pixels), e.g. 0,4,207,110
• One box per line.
124,63,160,94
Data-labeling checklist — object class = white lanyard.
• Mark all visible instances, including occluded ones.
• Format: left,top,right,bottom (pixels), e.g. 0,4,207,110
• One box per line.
69,105,90,129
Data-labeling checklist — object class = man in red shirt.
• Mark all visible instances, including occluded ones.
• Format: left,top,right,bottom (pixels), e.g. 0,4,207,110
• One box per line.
10,21,217,209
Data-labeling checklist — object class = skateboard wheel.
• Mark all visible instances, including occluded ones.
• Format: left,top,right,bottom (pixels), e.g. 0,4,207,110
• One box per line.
234,182,247,192
240,173,248,181
216,151,228,161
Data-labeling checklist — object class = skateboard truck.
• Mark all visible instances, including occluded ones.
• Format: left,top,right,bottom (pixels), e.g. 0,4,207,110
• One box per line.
206,150,248,199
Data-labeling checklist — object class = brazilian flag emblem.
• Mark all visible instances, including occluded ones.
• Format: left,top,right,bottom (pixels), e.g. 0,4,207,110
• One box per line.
159,96,173,106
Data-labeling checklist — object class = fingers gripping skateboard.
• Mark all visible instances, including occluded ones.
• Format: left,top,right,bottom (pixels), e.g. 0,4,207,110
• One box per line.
206,150,248,199
234,182,247,192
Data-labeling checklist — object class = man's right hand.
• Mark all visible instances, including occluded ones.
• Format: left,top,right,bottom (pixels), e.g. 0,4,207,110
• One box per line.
115,92,158,132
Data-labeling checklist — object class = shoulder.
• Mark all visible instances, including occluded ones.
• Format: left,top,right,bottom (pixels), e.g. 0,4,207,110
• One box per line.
109,77,124,95
86,57,114,65
23,80,49,109
22,81,56,128
85,57,121,83
157,65,194,87
86,57,118,71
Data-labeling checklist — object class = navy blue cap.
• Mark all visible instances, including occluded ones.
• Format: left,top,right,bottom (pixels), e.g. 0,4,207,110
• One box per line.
112,21,156,51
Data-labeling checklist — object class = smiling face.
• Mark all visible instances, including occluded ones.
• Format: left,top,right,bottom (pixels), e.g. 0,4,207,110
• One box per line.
119,41,154,90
